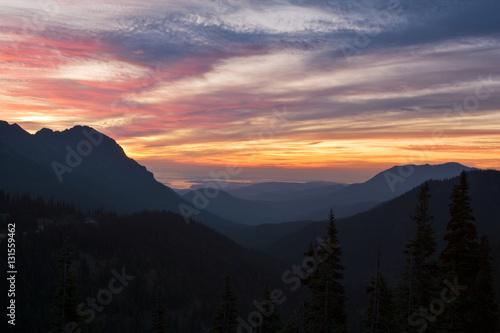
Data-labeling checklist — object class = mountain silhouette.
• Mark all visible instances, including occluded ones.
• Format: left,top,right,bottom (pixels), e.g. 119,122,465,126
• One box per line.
0,121,478,232
0,121,241,234
182,162,474,225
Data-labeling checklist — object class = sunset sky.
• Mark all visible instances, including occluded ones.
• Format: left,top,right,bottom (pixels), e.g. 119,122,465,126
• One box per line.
1,0,499,188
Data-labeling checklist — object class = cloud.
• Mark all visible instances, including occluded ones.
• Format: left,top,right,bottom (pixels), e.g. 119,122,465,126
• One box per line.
1,0,499,183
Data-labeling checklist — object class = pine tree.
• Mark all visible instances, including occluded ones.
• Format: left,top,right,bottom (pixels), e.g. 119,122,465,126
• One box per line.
259,280,282,332
398,182,438,332
151,287,167,333
49,239,80,333
363,271,395,333
439,171,481,332
472,236,499,332
279,304,306,333
211,272,238,333
304,209,347,333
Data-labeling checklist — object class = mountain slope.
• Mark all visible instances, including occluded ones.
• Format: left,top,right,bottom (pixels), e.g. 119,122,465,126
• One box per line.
0,195,301,332
320,162,476,206
0,121,241,234
183,188,377,225
227,220,316,248
224,181,346,201
266,169,499,264
264,169,500,332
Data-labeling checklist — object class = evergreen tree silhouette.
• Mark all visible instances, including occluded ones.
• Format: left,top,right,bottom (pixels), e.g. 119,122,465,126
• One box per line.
304,209,347,333
211,270,238,333
259,279,282,332
363,271,395,333
439,171,481,332
472,236,499,332
49,238,80,333
151,287,167,333
398,182,438,332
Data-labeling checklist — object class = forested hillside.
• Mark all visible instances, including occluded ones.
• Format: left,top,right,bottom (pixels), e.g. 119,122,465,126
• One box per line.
0,192,302,332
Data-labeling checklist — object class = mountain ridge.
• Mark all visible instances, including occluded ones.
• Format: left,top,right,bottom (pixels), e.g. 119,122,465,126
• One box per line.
181,162,475,225
0,121,479,232
0,121,242,234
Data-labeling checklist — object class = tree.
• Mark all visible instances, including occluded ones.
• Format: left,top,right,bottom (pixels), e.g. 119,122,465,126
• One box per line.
279,304,306,333
471,236,499,332
363,271,395,333
439,171,481,332
398,182,438,332
211,272,238,333
259,280,282,332
151,287,167,333
363,242,396,333
304,209,347,333
49,239,80,333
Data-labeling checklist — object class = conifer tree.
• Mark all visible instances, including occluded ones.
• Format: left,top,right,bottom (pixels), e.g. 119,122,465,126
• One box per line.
304,209,347,333
279,304,306,333
363,271,395,333
151,287,167,333
398,182,438,332
439,171,481,332
472,236,499,333
259,280,282,332
211,272,238,333
49,239,80,333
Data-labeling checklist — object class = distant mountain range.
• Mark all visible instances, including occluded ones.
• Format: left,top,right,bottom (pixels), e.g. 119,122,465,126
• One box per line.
264,169,500,265
0,121,476,229
174,181,344,198
182,162,475,225
220,181,346,201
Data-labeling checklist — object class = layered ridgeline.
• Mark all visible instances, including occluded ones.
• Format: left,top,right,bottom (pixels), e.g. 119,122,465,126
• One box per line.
263,170,500,332
181,163,475,225
0,121,474,230
0,121,239,234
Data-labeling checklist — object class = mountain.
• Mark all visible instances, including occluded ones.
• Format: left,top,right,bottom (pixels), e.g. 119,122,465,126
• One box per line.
182,188,377,225
227,220,316,248
0,121,477,234
322,162,476,205
181,162,474,226
222,181,346,201
183,189,280,225
263,169,500,332
0,121,241,234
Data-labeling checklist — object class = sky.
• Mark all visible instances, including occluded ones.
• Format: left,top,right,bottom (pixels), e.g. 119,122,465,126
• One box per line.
1,0,499,188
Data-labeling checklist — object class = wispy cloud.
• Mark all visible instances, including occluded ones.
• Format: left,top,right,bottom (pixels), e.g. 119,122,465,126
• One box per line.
1,0,499,185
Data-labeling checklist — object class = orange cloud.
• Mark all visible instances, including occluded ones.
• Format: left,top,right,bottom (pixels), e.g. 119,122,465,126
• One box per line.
1,3,499,187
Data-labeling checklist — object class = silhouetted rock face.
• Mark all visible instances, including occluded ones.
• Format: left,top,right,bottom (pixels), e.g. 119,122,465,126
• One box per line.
0,121,31,145
34,127,54,137
0,120,26,132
